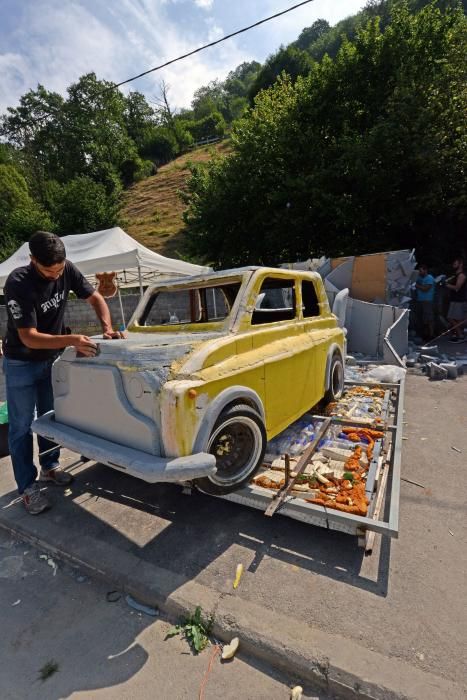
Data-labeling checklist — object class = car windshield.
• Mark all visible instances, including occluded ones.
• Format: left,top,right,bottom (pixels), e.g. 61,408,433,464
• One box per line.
139,282,241,326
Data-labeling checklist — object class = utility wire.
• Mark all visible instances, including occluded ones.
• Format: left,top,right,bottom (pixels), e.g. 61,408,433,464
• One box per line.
1,0,317,136
113,0,317,89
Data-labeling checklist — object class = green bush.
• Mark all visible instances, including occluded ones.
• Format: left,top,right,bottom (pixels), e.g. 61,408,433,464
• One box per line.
4,202,54,243
50,176,120,234
183,3,467,267
186,112,226,142
0,164,32,227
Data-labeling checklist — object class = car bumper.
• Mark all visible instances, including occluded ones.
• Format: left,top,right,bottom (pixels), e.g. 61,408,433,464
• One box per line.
33,412,217,483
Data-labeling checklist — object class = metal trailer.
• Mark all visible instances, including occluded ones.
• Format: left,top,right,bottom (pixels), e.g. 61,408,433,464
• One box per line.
207,376,405,553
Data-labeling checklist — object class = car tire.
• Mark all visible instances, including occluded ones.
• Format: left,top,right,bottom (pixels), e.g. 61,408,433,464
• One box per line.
195,403,266,496
324,352,344,403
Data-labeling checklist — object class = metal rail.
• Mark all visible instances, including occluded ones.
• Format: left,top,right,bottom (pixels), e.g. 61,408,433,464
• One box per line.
214,375,405,541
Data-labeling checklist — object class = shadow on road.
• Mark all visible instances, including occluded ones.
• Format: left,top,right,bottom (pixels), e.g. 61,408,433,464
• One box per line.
15,457,391,598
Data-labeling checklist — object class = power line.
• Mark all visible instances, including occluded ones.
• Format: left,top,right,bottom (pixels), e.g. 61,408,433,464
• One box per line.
0,0,317,136
114,0,317,89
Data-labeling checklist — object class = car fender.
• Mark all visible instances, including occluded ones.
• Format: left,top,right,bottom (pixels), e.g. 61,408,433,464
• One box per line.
325,343,345,391
192,386,265,453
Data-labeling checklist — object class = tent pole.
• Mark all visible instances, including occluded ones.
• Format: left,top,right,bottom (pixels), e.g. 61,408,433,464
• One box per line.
117,279,126,329
137,263,144,299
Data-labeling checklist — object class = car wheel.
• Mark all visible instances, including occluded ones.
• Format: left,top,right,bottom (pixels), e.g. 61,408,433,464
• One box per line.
324,352,344,403
195,403,266,496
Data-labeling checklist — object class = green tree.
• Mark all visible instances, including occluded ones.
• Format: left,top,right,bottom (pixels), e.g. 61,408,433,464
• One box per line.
50,175,120,234
0,164,31,227
294,19,331,50
0,163,54,253
183,2,467,267
186,112,226,142
123,91,156,151
248,46,314,101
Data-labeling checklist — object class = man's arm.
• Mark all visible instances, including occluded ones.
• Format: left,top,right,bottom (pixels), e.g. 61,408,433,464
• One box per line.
86,292,114,335
85,292,126,338
18,329,97,356
446,272,466,292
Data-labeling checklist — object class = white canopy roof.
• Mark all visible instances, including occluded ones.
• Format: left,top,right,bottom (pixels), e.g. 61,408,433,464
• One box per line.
0,227,210,292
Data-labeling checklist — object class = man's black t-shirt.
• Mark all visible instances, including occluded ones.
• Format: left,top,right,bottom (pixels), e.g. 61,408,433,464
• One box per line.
3,261,94,361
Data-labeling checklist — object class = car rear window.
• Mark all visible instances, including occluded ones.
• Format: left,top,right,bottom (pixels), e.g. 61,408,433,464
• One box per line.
302,280,321,317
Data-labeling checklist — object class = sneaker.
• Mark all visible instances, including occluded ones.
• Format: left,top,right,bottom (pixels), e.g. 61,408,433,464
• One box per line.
22,483,50,515
39,467,74,486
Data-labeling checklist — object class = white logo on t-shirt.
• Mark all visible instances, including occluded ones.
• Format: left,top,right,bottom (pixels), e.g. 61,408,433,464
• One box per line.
41,291,65,313
8,300,22,320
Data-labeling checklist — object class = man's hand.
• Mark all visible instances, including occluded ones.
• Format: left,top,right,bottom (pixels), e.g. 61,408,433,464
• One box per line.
68,334,98,357
103,330,127,339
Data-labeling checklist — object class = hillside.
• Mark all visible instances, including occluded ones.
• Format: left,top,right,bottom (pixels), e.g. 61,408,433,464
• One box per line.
120,141,230,259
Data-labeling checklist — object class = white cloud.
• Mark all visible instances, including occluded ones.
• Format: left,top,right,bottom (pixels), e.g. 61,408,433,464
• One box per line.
194,0,214,9
0,0,367,115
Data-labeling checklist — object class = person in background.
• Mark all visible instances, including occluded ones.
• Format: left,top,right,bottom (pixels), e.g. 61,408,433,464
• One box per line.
446,256,467,343
2,231,125,515
414,263,435,341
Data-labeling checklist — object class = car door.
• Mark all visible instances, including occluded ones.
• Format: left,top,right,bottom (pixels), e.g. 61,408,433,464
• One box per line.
249,274,310,436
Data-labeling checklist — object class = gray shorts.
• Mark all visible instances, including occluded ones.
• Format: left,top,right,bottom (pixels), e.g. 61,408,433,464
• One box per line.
448,301,467,321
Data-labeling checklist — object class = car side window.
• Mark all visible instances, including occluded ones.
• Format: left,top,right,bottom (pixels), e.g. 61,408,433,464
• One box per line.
302,281,321,318
252,278,296,325
139,283,241,326
142,290,201,325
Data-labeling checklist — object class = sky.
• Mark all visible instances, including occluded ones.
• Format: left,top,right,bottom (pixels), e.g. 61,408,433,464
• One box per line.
0,0,367,114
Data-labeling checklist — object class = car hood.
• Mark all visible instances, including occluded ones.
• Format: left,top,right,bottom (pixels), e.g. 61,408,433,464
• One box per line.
59,331,225,378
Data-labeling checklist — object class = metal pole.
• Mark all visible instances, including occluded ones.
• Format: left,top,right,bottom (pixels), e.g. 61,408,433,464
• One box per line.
137,263,144,299
117,279,126,329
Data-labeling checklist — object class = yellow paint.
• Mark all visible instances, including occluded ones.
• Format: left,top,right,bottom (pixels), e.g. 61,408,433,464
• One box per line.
147,269,344,457
128,320,225,333
233,563,244,589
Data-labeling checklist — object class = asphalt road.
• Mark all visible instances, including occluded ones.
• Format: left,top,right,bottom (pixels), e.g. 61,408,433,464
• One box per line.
0,367,466,695
0,529,329,700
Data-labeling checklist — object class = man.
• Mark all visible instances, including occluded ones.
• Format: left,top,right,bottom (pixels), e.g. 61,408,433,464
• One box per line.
446,256,467,343
2,231,123,514
414,263,435,340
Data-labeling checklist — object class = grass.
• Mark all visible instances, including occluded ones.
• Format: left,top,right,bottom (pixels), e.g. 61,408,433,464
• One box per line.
166,605,214,654
120,141,230,259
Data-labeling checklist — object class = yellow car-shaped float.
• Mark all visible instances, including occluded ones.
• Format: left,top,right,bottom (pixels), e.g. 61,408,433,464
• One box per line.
34,267,345,494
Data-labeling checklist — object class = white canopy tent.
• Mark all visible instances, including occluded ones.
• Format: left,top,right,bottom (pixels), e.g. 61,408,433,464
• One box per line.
0,227,211,295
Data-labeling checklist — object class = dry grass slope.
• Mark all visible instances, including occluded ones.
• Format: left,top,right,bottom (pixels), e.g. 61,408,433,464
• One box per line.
120,141,230,259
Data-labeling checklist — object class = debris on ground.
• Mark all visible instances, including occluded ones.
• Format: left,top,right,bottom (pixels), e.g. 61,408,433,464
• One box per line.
106,590,122,603
38,660,59,681
401,477,425,489
233,563,244,589
39,554,57,576
451,446,462,454
11,599,21,606
125,594,159,616
221,637,240,660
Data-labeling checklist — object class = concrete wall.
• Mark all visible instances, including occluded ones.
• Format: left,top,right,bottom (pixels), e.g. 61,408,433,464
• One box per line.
0,294,141,338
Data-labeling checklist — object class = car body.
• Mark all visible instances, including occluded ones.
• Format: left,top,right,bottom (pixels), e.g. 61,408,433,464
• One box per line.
33,267,345,494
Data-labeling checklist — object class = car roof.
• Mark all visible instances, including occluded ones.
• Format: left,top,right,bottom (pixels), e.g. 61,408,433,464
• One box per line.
148,266,322,289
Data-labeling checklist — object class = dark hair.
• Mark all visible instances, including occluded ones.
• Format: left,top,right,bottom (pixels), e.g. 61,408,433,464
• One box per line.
29,231,66,266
